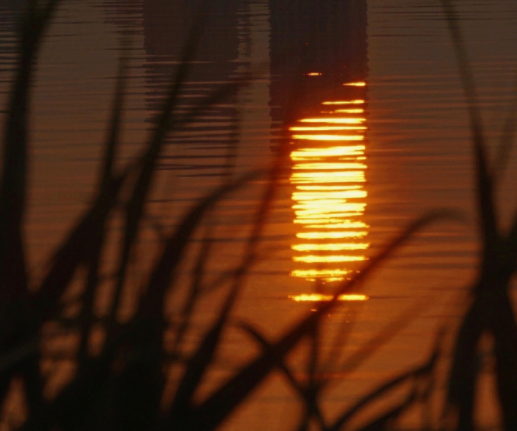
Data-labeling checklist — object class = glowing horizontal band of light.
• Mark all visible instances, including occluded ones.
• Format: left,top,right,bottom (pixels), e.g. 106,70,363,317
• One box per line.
292,180,365,185
292,175,365,184
292,135,364,141
291,170,365,179
292,243,369,251
300,118,365,124
297,231,367,239
293,255,366,263
322,100,365,105
296,185,362,191
292,146,365,156
290,126,366,131
334,109,364,114
294,202,366,212
292,190,367,200
306,72,322,76
343,82,366,87
296,213,365,221
291,269,350,278
293,212,363,221
289,293,369,302
293,203,363,212
293,163,366,171
303,222,369,230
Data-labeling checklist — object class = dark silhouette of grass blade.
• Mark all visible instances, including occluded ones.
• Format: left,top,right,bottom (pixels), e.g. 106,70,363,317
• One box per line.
239,322,328,430
77,40,131,365
106,8,211,328
329,331,442,430
136,169,263,322
440,0,497,247
441,2,517,430
168,210,459,431
493,77,517,184
32,172,127,324
352,390,416,431
0,0,62,416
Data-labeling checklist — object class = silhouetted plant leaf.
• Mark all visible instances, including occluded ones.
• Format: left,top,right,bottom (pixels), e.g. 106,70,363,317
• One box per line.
0,0,63,414
352,390,416,431
107,7,211,327
441,0,497,246
167,210,459,431
240,322,327,430
78,40,131,365
330,331,442,430
32,172,127,325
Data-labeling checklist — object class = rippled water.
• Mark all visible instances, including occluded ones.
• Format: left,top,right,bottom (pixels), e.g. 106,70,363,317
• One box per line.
1,0,517,428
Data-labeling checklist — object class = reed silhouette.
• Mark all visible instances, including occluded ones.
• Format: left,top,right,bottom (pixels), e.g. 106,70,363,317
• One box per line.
0,1,514,430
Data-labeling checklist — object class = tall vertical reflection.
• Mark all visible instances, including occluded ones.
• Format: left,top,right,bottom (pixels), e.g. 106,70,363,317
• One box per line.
290,86,369,283
267,0,369,285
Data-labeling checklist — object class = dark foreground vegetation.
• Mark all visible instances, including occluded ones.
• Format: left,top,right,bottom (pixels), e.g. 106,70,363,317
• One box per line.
0,0,516,430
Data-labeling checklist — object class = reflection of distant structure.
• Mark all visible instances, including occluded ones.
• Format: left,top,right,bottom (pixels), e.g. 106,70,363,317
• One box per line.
0,0,25,12
269,0,368,128
269,0,370,284
0,0,24,73
101,0,143,37
102,0,243,179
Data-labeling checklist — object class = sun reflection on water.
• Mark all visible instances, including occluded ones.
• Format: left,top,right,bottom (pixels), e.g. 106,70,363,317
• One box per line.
288,293,369,302
289,89,369,284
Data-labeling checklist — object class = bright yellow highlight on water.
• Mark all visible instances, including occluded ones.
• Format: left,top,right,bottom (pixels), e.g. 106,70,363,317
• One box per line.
335,109,364,114
289,293,369,302
290,126,364,131
293,163,366,171
292,134,364,141
300,118,365,124
289,90,369,283
291,146,365,160
292,243,369,251
322,100,364,105
294,255,366,263
343,81,366,87
297,231,367,239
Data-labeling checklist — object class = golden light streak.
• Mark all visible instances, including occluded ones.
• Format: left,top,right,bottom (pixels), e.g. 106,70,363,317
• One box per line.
292,243,369,251
294,255,366,263
291,146,365,159
291,172,365,183
343,81,366,87
335,109,364,114
292,134,364,141
291,171,364,179
293,202,366,212
293,163,366,171
297,217,363,224
322,100,365,105
292,190,367,199
305,224,370,229
294,216,364,224
290,126,366,131
291,269,350,278
297,231,367,239
296,185,362,191
289,293,369,302
300,118,365,124
306,72,323,76
295,211,366,220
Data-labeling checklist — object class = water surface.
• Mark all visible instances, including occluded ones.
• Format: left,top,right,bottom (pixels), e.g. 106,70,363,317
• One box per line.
1,0,517,428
